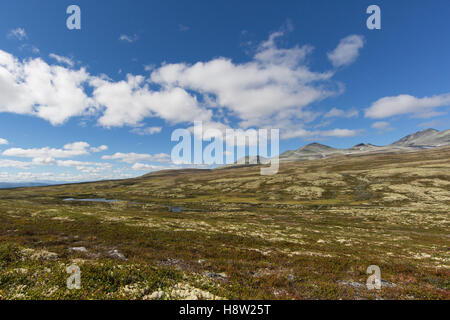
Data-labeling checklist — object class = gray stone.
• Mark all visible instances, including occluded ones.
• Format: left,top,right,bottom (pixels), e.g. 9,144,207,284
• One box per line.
108,249,127,260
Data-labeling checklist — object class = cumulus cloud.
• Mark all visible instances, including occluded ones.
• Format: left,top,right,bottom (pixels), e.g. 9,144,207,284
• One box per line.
90,145,108,152
7,28,27,40
0,29,363,139
56,160,112,173
320,128,358,137
324,107,359,118
328,35,364,68
3,141,91,159
32,157,56,165
0,50,93,125
131,163,164,171
102,152,171,164
0,140,114,180
282,128,358,139
0,159,31,169
91,74,211,127
0,169,135,183
365,93,450,119
150,31,337,129
0,138,8,145
49,53,74,67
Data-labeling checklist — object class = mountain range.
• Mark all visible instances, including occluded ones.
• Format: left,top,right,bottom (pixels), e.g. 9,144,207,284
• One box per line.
1,129,449,183
279,128,450,162
229,128,450,165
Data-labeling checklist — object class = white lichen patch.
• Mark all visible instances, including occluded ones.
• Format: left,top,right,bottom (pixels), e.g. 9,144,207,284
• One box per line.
155,282,224,300
20,248,58,261
284,186,324,198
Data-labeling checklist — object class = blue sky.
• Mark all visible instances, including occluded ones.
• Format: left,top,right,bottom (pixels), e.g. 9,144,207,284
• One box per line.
0,0,449,182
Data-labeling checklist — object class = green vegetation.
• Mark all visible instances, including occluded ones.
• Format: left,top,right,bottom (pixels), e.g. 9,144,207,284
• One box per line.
0,147,449,299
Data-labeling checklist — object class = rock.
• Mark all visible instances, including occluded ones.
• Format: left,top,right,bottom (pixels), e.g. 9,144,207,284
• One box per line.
337,279,396,289
337,280,364,288
204,271,227,280
108,249,127,260
381,280,396,288
70,247,88,253
159,258,180,266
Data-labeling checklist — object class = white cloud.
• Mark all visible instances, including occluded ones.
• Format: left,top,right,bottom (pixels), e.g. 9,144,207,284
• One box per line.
365,93,450,118
0,50,93,125
0,170,134,183
327,35,364,67
56,160,112,173
102,152,170,164
49,53,74,67
150,30,337,131
19,44,40,54
371,121,394,133
130,126,162,135
0,138,8,145
131,163,163,171
0,159,31,169
91,74,210,127
7,28,27,40
90,145,108,152
282,128,358,139
144,64,155,72
371,121,390,130
32,157,56,165
0,30,364,138
119,34,138,43
320,128,358,137
324,107,359,118
3,141,91,159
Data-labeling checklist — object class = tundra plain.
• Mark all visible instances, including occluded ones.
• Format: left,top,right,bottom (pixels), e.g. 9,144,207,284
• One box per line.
0,147,449,300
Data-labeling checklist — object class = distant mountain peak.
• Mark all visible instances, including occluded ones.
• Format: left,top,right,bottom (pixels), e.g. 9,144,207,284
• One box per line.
234,155,269,165
306,142,327,146
299,142,336,151
421,128,439,133
391,128,446,147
